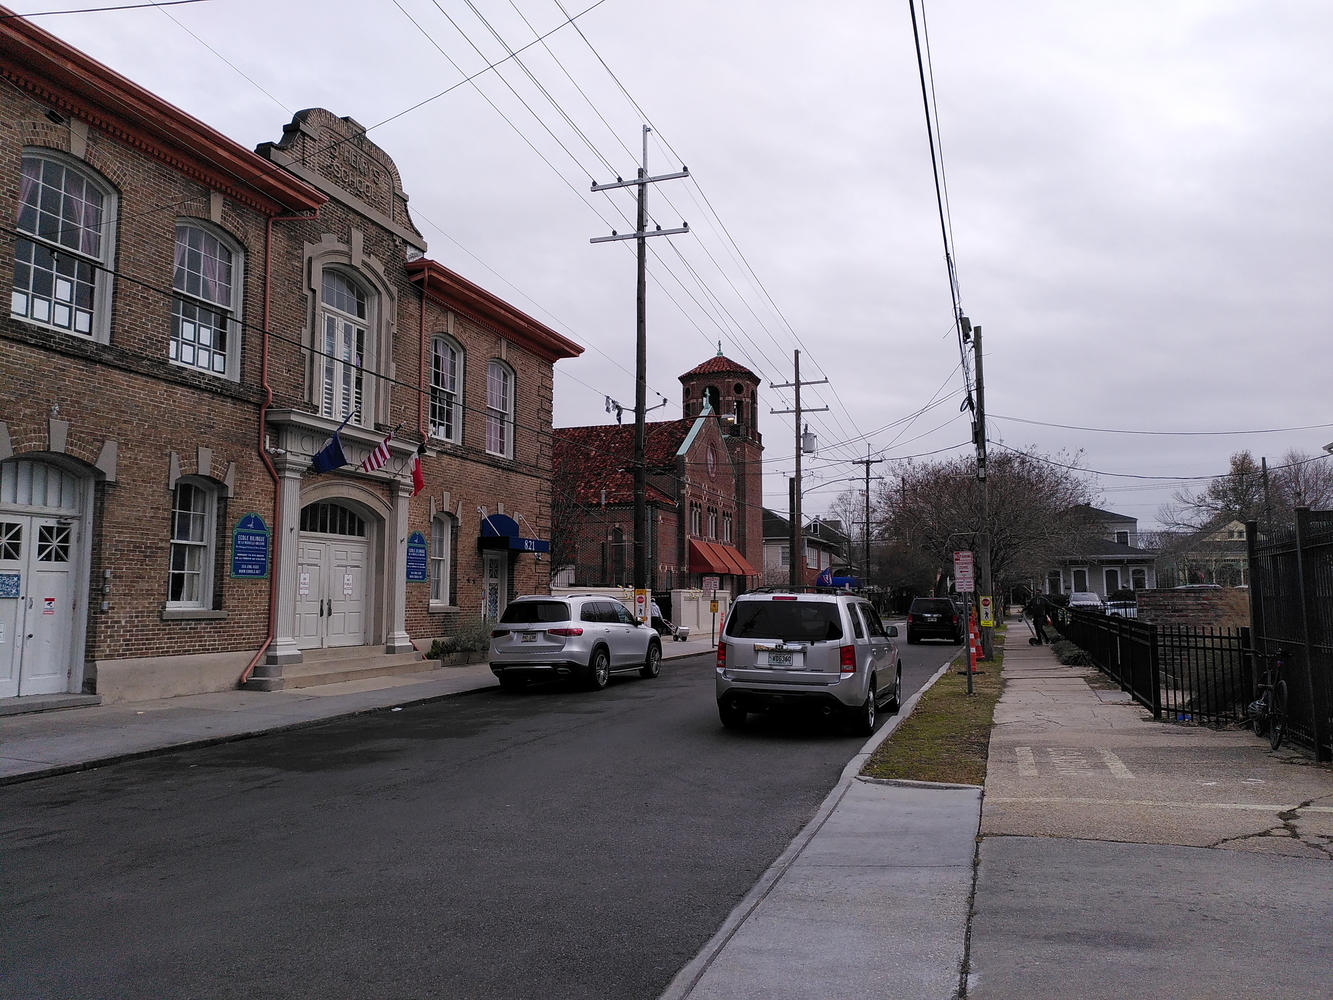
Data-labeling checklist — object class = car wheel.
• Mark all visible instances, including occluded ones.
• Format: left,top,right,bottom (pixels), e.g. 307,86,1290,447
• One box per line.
853,683,876,736
719,699,747,729
887,663,902,712
586,647,610,691
640,642,661,679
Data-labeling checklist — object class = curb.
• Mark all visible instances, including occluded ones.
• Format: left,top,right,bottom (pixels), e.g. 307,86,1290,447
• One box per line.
657,653,959,1000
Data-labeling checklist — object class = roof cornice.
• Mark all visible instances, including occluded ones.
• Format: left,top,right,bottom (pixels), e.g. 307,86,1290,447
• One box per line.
0,8,324,215
407,257,582,363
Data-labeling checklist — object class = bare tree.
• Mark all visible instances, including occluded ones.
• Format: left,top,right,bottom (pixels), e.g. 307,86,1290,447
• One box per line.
1272,449,1333,512
878,448,1099,593
1159,449,1333,532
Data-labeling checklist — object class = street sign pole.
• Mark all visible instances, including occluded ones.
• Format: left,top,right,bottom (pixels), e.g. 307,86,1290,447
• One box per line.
954,550,976,694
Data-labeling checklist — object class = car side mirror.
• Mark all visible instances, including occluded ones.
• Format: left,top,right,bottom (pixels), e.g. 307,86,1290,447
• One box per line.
887,625,898,637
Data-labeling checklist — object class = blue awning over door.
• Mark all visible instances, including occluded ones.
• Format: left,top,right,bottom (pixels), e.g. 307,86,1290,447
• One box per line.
478,513,550,553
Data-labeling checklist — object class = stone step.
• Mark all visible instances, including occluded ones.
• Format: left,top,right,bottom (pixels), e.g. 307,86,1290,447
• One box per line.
245,648,427,691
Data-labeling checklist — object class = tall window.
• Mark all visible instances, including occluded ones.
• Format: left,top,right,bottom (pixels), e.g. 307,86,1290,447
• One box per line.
707,507,718,539
689,502,702,536
171,224,238,377
11,153,113,339
486,361,513,457
320,270,367,423
430,337,462,443
431,514,453,604
722,511,733,543
168,480,215,607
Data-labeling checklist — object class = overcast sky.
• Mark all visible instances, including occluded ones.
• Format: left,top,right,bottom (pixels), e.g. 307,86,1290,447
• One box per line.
21,0,1333,529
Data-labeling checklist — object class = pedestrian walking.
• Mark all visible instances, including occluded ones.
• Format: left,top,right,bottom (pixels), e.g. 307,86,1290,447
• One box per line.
1024,593,1050,644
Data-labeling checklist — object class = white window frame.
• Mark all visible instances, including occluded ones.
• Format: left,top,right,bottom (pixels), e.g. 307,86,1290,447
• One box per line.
11,149,116,343
167,477,216,609
429,336,464,444
170,221,243,380
430,513,454,606
319,268,371,425
485,360,514,457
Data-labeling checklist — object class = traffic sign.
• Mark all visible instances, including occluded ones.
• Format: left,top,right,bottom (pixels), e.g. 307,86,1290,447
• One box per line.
979,595,994,627
953,550,975,593
634,588,649,622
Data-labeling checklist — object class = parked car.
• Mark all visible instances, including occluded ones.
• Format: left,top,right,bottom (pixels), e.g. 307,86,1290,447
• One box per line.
715,591,902,735
1067,591,1105,611
905,597,963,645
488,595,661,692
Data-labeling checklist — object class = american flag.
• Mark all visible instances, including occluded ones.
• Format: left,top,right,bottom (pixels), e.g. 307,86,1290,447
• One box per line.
360,431,393,473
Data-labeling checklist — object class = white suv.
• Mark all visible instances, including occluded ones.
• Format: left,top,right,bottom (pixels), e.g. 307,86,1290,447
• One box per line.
489,594,662,692
715,591,902,734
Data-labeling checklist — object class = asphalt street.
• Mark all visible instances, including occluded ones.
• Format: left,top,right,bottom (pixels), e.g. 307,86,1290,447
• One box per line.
1,642,956,1000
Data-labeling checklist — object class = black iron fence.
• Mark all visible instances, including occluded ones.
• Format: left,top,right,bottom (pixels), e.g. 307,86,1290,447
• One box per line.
1247,509,1333,762
1051,609,1251,726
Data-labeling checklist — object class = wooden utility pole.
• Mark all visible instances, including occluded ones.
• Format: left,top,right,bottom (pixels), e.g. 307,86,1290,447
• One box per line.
771,350,828,588
849,451,884,586
974,323,993,660
590,127,689,598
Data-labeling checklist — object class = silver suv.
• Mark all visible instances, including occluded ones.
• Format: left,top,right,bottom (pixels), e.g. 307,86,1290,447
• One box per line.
489,595,662,692
716,591,902,735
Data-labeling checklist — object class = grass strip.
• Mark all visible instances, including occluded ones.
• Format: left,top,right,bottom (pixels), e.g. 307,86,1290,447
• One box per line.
861,631,1007,786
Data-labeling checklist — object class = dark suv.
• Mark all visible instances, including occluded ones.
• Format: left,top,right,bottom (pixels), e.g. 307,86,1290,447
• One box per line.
905,597,963,645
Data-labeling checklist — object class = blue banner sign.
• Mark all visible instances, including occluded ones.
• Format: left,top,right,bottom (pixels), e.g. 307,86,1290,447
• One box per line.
406,530,428,582
231,513,270,579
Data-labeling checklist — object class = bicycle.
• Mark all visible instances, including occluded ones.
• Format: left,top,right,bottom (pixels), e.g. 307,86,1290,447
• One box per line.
1247,648,1289,751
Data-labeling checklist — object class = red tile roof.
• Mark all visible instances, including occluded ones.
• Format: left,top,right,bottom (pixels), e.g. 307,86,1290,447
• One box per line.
552,419,691,506
679,354,759,380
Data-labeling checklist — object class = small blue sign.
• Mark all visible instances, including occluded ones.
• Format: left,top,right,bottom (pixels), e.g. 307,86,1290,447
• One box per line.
0,573,19,599
406,530,428,582
231,513,270,579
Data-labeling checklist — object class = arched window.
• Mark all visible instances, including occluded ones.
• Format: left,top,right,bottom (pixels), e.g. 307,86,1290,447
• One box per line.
486,361,513,458
299,501,366,536
11,152,115,340
168,478,216,608
430,336,463,444
171,223,241,378
319,270,368,423
702,385,720,413
431,513,453,604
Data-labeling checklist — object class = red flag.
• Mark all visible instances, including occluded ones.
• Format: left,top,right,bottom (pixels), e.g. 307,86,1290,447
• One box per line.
410,455,425,497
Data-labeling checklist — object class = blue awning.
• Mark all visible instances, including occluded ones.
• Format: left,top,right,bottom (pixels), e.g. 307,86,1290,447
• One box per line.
479,513,550,554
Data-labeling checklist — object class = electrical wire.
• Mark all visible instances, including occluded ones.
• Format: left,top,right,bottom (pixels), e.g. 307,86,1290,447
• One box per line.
991,414,1333,437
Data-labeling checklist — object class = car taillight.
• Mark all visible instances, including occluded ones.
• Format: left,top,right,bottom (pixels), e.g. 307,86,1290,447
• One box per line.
490,629,510,638
772,595,798,601
840,644,856,674
951,615,958,624
547,627,583,637
907,613,914,623
716,641,727,669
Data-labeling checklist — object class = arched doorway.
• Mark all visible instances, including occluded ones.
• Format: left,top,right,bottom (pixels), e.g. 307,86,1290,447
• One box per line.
0,457,92,698
295,500,373,649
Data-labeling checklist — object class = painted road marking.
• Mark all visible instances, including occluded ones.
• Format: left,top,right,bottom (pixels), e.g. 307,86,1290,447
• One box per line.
1048,748,1094,775
1016,746,1038,777
1096,748,1134,779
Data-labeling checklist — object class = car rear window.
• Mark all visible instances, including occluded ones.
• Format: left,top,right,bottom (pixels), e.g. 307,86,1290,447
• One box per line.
725,600,843,641
500,601,569,624
910,599,955,614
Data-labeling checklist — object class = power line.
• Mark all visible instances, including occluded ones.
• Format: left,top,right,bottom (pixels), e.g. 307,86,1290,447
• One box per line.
2,0,209,17
991,414,1333,437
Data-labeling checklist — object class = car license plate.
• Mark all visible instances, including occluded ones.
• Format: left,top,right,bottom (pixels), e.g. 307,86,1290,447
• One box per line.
520,632,537,643
768,651,793,667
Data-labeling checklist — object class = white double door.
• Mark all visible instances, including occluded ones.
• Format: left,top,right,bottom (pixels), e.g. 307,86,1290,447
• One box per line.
0,515,78,698
295,536,369,649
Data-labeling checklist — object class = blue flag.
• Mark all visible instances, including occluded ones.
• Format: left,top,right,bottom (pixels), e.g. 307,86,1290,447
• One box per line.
309,413,354,474
816,566,833,587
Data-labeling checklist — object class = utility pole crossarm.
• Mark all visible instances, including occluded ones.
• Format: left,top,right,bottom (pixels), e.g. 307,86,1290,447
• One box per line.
590,224,688,244
591,169,689,191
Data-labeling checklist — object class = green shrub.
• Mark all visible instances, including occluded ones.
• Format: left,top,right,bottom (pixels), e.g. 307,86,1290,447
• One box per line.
453,615,493,653
1050,638,1096,667
427,637,456,659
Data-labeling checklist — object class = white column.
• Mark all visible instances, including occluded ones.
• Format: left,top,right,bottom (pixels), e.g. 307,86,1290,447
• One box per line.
266,460,305,666
385,478,413,653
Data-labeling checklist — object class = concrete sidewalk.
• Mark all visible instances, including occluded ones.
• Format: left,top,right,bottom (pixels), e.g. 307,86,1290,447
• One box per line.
971,640,1333,999
0,637,719,784
664,637,1333,1000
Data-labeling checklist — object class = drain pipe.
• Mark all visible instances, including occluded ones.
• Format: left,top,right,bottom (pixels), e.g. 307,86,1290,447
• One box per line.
417,269,428,440
239,209,317,686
